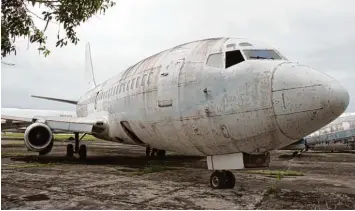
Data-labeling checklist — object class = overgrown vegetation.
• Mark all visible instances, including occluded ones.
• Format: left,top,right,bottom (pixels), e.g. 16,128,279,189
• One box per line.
247,169,304,195
1,152,33,157
3,162,55,169
1,0,116,58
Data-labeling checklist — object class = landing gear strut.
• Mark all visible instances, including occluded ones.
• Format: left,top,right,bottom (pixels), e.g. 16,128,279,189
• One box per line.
210,170,236,189
145,146,151,157
145,146,166,159
66,132,87,160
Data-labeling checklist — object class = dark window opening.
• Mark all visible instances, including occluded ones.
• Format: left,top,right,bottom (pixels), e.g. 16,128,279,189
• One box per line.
225,50,244,68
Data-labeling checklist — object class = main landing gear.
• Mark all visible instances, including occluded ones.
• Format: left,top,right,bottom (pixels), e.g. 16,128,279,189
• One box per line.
210,170,236,189
66,132,87,160
145,146,166,159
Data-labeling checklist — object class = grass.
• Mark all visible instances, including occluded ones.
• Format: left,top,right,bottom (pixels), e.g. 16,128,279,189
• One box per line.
246,170,304,196
1,132,96,141
134,164,173,175
250,169,305,196
1,152,33,157
2,162,56,169
246,169,304,177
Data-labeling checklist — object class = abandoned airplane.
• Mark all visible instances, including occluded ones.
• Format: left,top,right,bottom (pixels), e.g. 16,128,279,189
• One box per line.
2,37,349,189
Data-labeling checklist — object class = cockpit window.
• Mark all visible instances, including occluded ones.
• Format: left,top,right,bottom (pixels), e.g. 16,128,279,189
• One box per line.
243,49,282,60
206,53,223,68
225,50,245,68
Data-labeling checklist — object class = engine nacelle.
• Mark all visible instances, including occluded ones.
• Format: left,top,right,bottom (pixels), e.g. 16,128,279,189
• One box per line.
24,122,53,152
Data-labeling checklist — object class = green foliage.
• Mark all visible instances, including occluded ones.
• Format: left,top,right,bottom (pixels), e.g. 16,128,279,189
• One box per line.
1,0,116,58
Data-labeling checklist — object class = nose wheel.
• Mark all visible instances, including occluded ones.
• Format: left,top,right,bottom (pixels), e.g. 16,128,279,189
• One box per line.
210,170,236,189
66,132,87,160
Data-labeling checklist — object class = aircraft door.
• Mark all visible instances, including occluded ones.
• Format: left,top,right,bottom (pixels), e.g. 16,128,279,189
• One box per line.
157,59,184,118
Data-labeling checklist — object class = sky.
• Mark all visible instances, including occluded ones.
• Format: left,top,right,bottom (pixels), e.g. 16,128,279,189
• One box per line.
1,0,355,112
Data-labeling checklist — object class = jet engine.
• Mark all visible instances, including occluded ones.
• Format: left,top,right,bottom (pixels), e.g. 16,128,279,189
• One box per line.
24,122,53,154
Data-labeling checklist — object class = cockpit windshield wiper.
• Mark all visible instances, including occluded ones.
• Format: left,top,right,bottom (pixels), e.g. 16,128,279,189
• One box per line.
250,56,275,60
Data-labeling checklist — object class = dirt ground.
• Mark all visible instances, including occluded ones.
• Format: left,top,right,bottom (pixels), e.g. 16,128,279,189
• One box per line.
1,139,355,209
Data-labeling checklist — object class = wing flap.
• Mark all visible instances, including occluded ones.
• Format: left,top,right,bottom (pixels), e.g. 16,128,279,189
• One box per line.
1,115,33,123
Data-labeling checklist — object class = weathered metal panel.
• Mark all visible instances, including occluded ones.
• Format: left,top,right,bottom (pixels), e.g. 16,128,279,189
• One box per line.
273,86,323,115
207,153,244,170
272,61,349,141
178,62,200,86
272,62,334,91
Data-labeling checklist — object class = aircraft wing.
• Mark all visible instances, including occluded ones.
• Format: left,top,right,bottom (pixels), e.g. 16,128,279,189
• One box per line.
2,114,107,134
32,115,107,134
1,115,33,123
1,115,33,130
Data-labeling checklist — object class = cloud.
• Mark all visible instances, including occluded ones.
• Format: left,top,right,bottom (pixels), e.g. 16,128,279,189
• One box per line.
1,0,355,112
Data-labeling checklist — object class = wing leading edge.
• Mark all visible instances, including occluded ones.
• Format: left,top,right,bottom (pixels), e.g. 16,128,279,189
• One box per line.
33,116,107,134
2,114,107,134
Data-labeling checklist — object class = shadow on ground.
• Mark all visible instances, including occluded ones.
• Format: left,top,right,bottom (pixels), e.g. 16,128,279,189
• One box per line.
8,154,205,169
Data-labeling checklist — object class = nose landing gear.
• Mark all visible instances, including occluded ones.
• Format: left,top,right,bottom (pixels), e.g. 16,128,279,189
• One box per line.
210,170,236,189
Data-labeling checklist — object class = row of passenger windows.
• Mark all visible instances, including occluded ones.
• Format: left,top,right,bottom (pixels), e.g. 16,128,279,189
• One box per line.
82,68,158,104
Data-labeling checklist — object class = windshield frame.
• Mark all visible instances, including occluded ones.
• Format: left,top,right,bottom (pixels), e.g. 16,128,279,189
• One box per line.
242,49,286,61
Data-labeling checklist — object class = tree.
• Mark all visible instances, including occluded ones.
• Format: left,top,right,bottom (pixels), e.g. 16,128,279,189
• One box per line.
1,0,116,58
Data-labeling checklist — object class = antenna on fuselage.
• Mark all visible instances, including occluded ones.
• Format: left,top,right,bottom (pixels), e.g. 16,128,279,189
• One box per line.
85,42,97,90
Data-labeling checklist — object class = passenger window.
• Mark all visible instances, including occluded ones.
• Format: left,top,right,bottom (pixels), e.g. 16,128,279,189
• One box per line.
147,71,153,84
225,50,245,68
136,76,141,88
127,80,131,91
131,78,136,89
142,74,147,86
206,53,223,68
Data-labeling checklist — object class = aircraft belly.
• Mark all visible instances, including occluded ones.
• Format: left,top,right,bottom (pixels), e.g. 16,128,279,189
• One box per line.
136,108,290,155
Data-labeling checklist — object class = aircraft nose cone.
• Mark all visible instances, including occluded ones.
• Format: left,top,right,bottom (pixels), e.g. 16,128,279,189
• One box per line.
272,62,349,140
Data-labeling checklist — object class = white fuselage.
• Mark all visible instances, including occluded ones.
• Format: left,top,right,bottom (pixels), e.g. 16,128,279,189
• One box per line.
73,37,349,156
